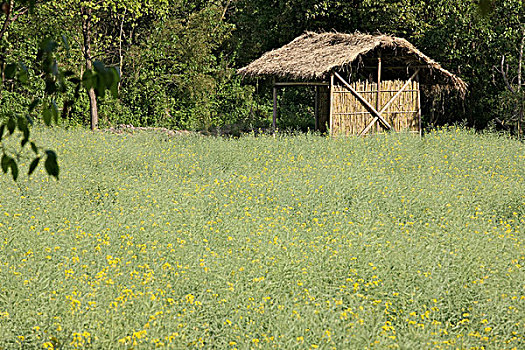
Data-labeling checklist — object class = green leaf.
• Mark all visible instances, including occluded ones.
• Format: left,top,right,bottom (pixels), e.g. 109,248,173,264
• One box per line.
17,115,28,133
95,74,106,98
30,141,38,154
69,77,81,85
44,150,59,179
40,38,58,53
0,125,4,141
29,99,41,113
61,34,70,55
17,63,29,84
93,60,105,73
45,78,57,94
43,106,52,126
28,157,40,176
51,100,59,123
7,117,16,134
1,154,10,173
61,100,73,120
110,68,121,98
5,63,17,79
82,70,94,91
9,160,18,181
51,61,59,76
477,0,494,16
17,115,29,142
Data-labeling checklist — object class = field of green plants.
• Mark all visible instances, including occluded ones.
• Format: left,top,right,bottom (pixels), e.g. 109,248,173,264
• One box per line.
0,128,523,349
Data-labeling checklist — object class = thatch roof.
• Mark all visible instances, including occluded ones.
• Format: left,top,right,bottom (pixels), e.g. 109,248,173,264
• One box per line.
239,32,467,94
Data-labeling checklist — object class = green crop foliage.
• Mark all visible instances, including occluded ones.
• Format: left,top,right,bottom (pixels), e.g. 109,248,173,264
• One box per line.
0,127,523,348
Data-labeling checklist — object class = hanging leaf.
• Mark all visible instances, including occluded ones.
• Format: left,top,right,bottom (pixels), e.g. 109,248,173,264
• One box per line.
9,160,18,181
477,0,494,17
17,62,29,84
61,34,70,55
30,142,38,154
43,105,52,126
51,100,59,123
82,70,95,91
4,63,17,79
29,98,41,113
6,117,16,134
17,115,30,142
28,157,40,176
1,154,11,173
44,150,59,179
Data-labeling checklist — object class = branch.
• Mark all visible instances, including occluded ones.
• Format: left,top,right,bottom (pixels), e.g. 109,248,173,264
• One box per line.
212,0,232,34
518,26,524,92
501,55,515,93
10,6,28,22
0,0,14,43
0,4,28,44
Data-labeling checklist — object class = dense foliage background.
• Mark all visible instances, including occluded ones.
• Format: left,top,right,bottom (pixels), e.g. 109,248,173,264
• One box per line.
0,0,523,131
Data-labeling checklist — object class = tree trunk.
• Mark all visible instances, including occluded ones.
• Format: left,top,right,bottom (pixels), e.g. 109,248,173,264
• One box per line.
118,8,126,94
82,6,98,131
518,27,524,136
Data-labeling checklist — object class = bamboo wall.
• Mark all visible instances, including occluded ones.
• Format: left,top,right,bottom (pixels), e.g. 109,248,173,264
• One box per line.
331,80,420,136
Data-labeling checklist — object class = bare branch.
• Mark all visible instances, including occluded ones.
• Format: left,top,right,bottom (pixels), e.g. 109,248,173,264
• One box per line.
517,26,524,92
212,0,232,34
501,55,515,93
0,0,14,43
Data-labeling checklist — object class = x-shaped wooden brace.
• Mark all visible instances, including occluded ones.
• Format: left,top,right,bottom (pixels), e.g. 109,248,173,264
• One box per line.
334,69,420,136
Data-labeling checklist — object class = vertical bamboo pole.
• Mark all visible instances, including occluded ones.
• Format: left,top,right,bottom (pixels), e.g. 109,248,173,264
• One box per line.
330,73,334,137
417,73,422,136
273,80,277,130
315,86,319,131
377,55,382,113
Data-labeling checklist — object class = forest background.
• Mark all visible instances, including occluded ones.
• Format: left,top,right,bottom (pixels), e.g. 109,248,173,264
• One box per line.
0,0,523,132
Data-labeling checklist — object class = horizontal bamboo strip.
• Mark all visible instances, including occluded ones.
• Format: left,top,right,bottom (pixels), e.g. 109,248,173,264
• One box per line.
334,110,418,115
333,89,419,94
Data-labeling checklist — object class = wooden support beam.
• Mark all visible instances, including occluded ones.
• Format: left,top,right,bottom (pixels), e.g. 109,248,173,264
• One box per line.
329,73,334,136
417,72,422,136
376,55,382,115
362,65,428,70
359,69,420,136
314,86,319,131
273,84,277,130
379,69,420,113
334,72,392,131
274,82,329,87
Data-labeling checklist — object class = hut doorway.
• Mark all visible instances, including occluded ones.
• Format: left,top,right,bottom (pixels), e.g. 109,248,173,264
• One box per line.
272,82,330,133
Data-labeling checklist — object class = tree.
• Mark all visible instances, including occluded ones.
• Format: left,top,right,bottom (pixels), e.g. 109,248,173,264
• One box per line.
0,1,120,180
494,26,524,134
39,0,153,130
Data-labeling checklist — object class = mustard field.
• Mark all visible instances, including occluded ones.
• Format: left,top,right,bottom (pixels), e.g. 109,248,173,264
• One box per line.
0,128,523,349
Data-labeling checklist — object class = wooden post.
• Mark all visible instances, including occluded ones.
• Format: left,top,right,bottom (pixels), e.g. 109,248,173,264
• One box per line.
377,55,382,113
376,56,382,134
315,86,319,131
329,73,334,137
417,72,422,136
273,82,277,130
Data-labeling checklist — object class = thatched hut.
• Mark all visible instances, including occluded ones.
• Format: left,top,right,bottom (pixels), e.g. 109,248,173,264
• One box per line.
239,32,467,136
